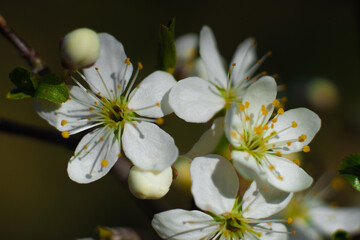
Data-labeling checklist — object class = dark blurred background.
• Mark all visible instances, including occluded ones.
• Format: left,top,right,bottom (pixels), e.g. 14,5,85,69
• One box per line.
0,0,359,239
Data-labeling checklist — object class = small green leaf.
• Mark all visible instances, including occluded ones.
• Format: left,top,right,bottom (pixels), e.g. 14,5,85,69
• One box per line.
331,229,351,240
339,154,360,191
157,17,176,73
6,89,33,100
34,74,69,103
9,66,38,94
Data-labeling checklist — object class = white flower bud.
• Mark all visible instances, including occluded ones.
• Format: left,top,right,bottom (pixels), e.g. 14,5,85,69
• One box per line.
61,28,100,69
128,166,173,200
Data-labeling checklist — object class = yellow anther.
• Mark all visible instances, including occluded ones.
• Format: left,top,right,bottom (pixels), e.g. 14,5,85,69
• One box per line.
61,131,70,139
86,89,89,93
292,159,301,166
254,125,264,135
117,85,121,89
277,175,284,181
268,165,275,171
125,58,131,65
87,117,92,120
110,89,113,93
61,120,68,126
137,62,143,70
275,151,282,157
267,51,272,56
288,218,293,224
291,121,298,128
272,99,280,107
239,104,245,111
101,159,109,167
94,101,98,105
84,145,88,150
227,68,232,73
271,118,278,123
256,232,262,237
95,67,99,71
97,92,101,96
282,96,288,102
277,108,284,115
270,131,277,136
231,131,238,139
245,101,250,108
261,71,267,75
245,115,251,121
156,118,164,125
262,186,268,192
68,97,72,100
155,102,161,107
263,125,269,130
292,230,296,235
298,134,307,142
89,107,94,111
303,145,310,152
331,177,345,191
257,60,262,64
267,222,272,226
232,62,236,67
246,76,251,80
132,122,137,127
271,123,274,128
287,141,292,146
100,137,104,142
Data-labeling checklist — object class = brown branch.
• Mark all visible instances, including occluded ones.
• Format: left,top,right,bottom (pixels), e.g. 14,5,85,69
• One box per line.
0,14,50,75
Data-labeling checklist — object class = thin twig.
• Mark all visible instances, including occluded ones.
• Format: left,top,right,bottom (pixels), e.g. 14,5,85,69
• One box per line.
0,14,50,75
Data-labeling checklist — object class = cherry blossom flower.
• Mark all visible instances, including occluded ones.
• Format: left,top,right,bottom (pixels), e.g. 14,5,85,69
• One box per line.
169,25,268,123
225,76,321,192
152,155,293,240
35,33,178,183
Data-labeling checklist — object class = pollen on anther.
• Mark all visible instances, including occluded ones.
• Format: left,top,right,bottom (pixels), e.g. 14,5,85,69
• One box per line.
94,101,98,105
231,131,238,139
277,108,284,115
87,117,92,120
287,141,292,146
117,153,122,158
288,218,293,224
268,165,275,171
277,175,284,181
239,104,245,111
298,134,307,142
156,118,164,125
272,99,280,107
246,76,251,80
292,121,298,128
61,120,68,126
100,137,104,142
303,145,310,152
89,107,94,111
245,115,251,121
155,102,161,107
125,58,131,65
232,63,236,67
137,62,143,70
292,230,296,235
84,145,88,150
271,118,278,123
257,60,262,64
245,101,250,108
61,131,70,139
101,159,109,167
95,67,99,71
275,151,282,157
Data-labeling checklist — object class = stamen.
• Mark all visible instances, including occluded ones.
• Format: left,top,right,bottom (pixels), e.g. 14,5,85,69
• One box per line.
61,120,68,126
303,145,310,152
61,131,70,139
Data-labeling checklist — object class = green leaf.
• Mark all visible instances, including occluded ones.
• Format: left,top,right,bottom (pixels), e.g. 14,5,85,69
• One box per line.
9,66,38,94
33,74,69,103
6,89,33,100
339,154,360,191
157,17,176,73
331,229,352,240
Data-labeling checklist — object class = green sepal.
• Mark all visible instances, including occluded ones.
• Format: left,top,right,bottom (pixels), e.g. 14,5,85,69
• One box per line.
33,74,69,103
339,154,360,192
6,88,33,100
331,229,352,240
9,66,38,95
157,17,176,73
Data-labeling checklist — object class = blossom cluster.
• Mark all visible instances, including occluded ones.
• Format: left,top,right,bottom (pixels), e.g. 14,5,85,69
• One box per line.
35,26,360,239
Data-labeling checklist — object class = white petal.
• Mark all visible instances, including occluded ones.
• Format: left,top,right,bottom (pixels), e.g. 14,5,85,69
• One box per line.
309,206,360,236
191,155,238,215
256,223,288,240
266,108,321,154
122,121,178,171
231,37,257,86
242,181,293,219
175,33,198,63
265,155,313,192
152,209,217,240
169,77,225,123
199,26,227,88
243,76,277,127
232,151,264,179
128,71,176,118
225,104,244,148
67,128,120,183
34,86,94,133
185,117,225,159
83,33,133,97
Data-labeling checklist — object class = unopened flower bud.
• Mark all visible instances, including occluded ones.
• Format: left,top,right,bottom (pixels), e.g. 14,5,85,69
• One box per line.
61,28,100,69
128,166,172,200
